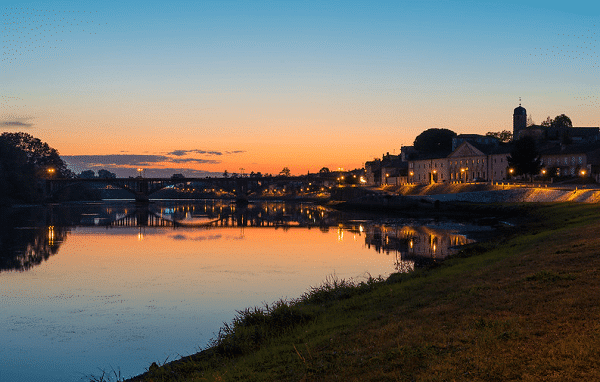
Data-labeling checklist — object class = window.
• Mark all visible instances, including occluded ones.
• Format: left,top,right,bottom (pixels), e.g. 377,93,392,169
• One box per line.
579,156,583,164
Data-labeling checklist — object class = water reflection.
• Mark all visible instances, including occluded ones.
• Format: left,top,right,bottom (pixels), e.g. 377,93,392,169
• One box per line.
362,224,473,271
105,201,342,228
0,207,69,272
0,200,481,381
0,201,474,273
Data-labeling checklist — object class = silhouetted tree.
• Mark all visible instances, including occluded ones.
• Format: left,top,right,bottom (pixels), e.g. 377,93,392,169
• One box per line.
79,170,96,178
485,130,513,143
280,167,291,176
551,114,573,129
541,116,553,127
413,128,457,153
0,132,72,178
507,136,541,181
0,132,72,203
97,169,116,179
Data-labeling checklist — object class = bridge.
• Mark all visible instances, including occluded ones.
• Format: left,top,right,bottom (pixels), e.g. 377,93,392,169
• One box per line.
44,175,335,203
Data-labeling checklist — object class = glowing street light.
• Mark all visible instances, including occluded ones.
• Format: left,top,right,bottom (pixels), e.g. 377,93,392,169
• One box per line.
137,168,143,178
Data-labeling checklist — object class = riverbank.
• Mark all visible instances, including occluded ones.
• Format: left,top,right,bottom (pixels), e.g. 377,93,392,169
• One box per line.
384,182,600,203
124,202,600,381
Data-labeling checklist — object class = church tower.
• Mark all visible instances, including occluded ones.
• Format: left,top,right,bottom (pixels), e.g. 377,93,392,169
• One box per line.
513,99,527,140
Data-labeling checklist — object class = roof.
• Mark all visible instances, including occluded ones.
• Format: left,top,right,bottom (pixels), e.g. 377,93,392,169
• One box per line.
540,142,600,156
514,105,526,116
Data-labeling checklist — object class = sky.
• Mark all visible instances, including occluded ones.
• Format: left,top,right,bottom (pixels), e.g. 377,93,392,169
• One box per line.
1,0,599,177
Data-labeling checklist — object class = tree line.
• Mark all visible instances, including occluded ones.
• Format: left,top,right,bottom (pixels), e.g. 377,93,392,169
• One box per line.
0,132,71,204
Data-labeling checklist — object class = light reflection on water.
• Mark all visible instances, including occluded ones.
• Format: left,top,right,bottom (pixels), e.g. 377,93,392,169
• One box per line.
0,200,475,381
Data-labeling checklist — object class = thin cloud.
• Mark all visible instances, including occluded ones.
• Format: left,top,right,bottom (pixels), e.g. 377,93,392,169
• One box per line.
62,154,171,167
165,149,246,156
166,149,223,156
171,158,220,164
1,121,34,128
168,150,189,157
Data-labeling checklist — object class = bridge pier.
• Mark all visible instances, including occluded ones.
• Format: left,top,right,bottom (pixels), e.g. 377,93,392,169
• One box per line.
134,193,150,203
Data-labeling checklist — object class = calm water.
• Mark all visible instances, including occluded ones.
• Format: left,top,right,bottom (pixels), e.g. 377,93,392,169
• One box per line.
0,200,475,381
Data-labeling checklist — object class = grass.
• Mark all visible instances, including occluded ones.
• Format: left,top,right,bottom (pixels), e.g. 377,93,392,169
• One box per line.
119,202,600,381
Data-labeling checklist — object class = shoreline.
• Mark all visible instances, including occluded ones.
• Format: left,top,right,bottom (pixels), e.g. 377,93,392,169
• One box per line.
122,202,600,381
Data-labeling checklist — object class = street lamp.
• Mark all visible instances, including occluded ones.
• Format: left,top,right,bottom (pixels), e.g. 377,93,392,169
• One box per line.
47,168,56,178
137,168,143,178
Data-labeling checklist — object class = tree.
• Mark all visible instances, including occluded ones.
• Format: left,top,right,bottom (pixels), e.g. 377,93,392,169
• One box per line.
279,167,291,176
0,132,72,178
97,169,116,179
223,170,229,178
540,116,552,127
507,136,541,181
0,132,72,203
551,114,573,129
485,130,513,143
79,170,96,179
413,128,457,153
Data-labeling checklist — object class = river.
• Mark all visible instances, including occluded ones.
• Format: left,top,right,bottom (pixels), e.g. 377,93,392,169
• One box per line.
0,200,479,381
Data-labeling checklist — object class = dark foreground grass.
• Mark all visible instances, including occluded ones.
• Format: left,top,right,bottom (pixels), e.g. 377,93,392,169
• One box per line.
119,202,600,382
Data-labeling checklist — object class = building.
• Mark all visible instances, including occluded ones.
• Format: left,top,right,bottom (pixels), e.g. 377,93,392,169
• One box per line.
408,141,511,184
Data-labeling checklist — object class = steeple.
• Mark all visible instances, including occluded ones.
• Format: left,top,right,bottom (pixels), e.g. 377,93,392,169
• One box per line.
513,98,527,140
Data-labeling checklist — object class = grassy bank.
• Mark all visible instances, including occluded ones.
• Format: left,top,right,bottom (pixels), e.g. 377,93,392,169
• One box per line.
122,203,600,382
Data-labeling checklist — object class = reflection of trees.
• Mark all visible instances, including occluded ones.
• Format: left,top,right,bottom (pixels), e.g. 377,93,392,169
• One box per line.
0,208,68,272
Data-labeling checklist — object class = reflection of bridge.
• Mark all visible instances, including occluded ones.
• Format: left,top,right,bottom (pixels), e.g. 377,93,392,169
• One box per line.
76,201,340,229
45,175,329,202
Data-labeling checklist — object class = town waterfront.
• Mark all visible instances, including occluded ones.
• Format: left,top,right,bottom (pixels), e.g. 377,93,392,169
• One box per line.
0,200,476,382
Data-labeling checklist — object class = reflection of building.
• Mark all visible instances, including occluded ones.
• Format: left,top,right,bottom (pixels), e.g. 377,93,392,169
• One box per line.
363,225,472,269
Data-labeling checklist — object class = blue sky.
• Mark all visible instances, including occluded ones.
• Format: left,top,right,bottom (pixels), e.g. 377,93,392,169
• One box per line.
1,0,599,175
